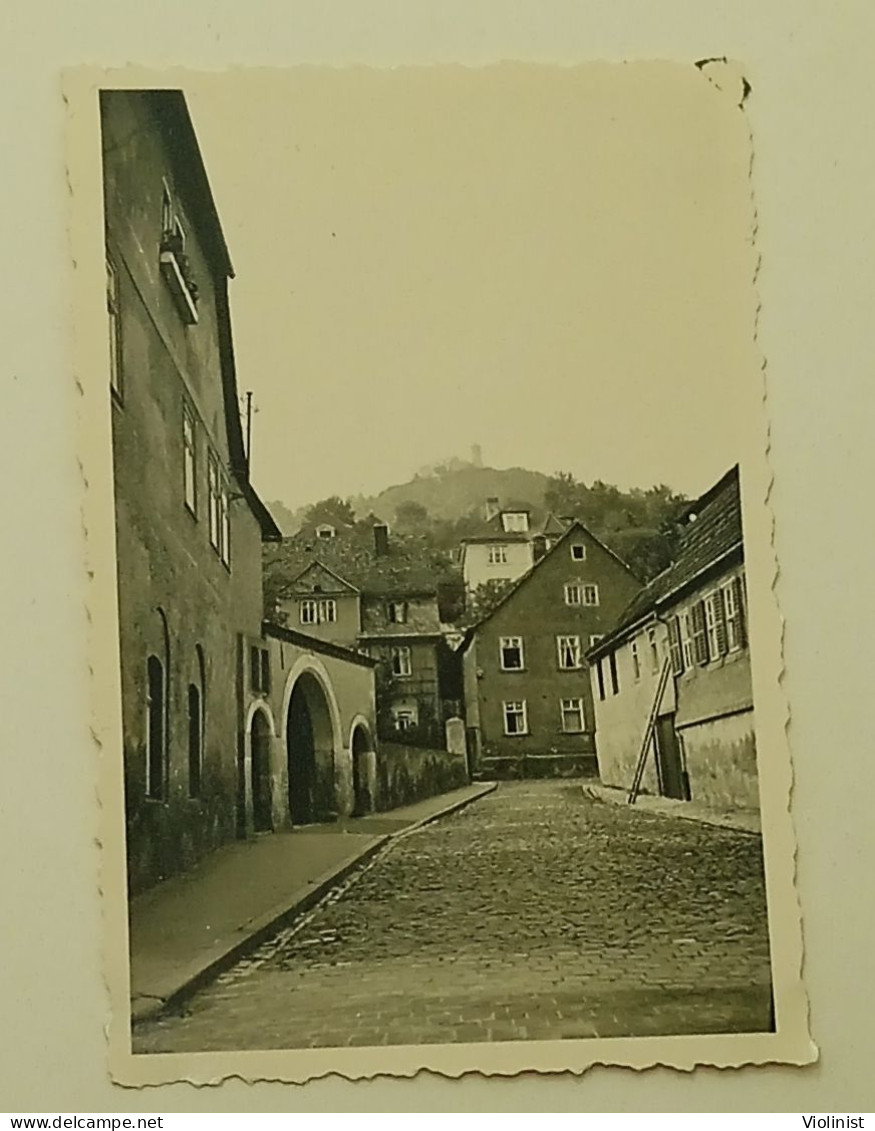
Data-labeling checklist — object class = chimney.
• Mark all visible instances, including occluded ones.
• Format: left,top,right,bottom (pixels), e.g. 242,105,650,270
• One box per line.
484,496,501,522
373,522,389,557
471,443,483,468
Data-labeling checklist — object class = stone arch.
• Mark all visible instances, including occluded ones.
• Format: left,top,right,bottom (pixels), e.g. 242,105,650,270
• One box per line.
281,656,343,825
349,716,377,816
248,704,275,832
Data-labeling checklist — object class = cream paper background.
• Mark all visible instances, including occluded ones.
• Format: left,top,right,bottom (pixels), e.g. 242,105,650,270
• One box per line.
3,0,874,1112
69,59,808,1084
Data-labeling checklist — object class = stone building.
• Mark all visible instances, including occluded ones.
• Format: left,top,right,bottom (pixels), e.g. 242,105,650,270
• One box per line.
460,521,641,778
587,465,757,810
267,522,463,746
102,90,377,894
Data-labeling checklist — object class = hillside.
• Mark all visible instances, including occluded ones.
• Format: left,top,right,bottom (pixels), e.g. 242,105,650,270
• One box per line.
268,464,551,535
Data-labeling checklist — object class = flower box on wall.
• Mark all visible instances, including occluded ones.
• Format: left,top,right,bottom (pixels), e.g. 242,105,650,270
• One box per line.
159,247,199,325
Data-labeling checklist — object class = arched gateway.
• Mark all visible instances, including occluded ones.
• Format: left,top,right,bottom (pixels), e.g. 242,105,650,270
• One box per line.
285,670,337,825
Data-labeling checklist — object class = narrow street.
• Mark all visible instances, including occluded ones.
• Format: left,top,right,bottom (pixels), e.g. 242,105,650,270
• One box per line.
134,781,773,1052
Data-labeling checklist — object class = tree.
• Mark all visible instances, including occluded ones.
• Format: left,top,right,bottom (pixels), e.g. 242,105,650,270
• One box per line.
302,495,357,528
464,578,516,624
394,500,430,531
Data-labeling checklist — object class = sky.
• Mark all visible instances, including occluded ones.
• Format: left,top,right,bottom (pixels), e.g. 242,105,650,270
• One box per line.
184,64,760,511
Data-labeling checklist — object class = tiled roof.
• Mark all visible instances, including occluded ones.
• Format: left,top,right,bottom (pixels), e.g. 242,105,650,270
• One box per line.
267,526,459,598
588,465,743,654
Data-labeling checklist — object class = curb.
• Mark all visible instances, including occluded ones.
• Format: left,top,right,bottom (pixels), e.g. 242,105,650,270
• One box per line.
580,782,761,836
131,782,497,1026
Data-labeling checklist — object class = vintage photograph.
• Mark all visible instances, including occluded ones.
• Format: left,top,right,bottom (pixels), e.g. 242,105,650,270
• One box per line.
75,63,808,1077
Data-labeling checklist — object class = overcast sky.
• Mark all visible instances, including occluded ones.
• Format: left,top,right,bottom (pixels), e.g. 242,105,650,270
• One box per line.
184,64,759,510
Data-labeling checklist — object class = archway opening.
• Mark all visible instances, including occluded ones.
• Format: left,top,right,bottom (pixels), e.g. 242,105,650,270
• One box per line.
251,708,273,832
351,724,374,817
286,672,335,825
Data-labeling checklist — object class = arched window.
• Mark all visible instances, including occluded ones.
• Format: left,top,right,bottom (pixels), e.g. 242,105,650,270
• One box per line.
187,683,202,797
146,655,166,799
188,644,206,797
146,607,171,800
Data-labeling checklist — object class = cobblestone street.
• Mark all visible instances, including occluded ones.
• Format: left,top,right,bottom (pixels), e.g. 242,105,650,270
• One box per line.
134,781,773,1052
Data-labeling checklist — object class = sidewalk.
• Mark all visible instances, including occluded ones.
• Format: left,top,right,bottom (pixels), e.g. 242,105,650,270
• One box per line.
129,781,496,1023
581,782,761,835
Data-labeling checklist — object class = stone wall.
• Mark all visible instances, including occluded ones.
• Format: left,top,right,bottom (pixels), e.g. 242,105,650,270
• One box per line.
375,741,468,811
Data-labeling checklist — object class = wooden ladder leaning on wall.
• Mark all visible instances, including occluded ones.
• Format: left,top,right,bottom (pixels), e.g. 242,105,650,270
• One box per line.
627,656,673,805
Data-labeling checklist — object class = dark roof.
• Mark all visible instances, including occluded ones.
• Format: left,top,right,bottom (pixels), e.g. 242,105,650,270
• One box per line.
263,621,377,668
267,526,459,598
461,518,637,650
136,90,281,542
587,465,743,657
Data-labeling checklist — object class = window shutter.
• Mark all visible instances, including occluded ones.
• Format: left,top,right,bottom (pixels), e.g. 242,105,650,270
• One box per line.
713,592,728,656
733,575,747,647
692,601,709,665
668,616,683,675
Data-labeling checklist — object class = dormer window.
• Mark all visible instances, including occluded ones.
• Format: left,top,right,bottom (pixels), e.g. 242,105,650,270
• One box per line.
501,512,529,533
315,524,336,540
387,601,408,624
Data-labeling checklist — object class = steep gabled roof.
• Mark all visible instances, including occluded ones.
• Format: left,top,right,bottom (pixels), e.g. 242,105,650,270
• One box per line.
587,465,743,658
461,518,638,650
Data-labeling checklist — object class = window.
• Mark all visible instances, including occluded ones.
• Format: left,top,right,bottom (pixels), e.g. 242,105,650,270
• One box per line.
681,612,694,669
391,646,412,677
704,592,727,660
564,582,582,606
387,601,408,624
207,451,220,551
596,658,606,701
608,650,620,695
161,183,174,237
488,544,508,565
499,636,525,670
647,627,660,673
570,544,586,561
220,482,230,566
723,578,745,651
501,512,529,533
631,639,641,681
589,634,604,648
503,700,528,735
301,598,336,625
668,615,685,675
146,655,166,800
691,601,709,665
394,709,416,732
182,401,197,515
187,683,202,798
557,635,582,669
250,645,271,694
582,584,599,606
207,451,230,564
106,257,122,398
560,697,586,733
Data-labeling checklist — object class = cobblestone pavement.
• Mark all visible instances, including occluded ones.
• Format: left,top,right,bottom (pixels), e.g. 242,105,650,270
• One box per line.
134,781,773,1052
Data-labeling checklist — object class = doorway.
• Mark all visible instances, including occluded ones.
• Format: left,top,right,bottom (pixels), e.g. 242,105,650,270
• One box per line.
251,708,273,832
286,672,335,824
654,714,689,800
